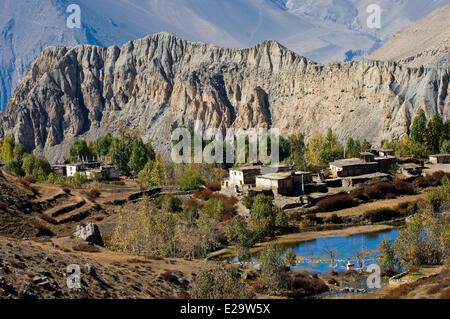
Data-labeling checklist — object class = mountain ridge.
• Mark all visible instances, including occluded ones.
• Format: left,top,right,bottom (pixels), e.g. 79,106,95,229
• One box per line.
1,32,448,162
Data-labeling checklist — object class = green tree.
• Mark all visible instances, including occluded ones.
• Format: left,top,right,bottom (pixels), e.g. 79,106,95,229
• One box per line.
1,135,15,163
287,133,306,170
5,157,25,177
202,198,227,220
13,144,26,159
128,138,148,176
22,154,51,180
69,140,93,162
259,244,287,293
410,109,427,143
249,194,284,239
441,140,450,154
378,238,399,275
176,169,205,191
345,137,361,158
284,248,297,267
93,133,113,158
426,113,444,153
225,217,255,258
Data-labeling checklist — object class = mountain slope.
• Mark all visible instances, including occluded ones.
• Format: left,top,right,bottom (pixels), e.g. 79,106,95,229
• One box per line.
370,4,450,68
0,33,448,162
1,0,449,109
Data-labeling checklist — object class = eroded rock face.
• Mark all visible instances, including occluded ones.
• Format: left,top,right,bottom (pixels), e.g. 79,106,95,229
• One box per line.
0,32,449,162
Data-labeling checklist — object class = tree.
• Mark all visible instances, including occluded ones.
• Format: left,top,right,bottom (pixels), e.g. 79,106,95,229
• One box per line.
250,194,277,239
191,266,254,299
22,154,51,180
225,217,255,258
128,138,148,176
284,248,297,267
441,140,450,154
306,129,344,170
138,155,168,188
93,133,113,158
1,135,15,163
426,113,444,153
410,109,427,143
176,169,205,191
378,238,399,275
259,244,287,293
5,157,24,177
345,138,361,158
287,133,306,170
202,198,226,220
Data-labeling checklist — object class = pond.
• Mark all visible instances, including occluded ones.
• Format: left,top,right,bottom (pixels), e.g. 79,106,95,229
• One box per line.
240,228,400,274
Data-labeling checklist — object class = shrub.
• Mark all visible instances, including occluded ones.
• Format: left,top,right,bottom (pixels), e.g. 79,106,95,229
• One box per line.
176,169,205,191
413,176,428,188
393,179,416,195
207,182,222,192
364,208,399,223
193,189,213,201
225,217,255,257
365,182,396,199
316,194,355,212
349,188,367,201
156,195,182,213
325,214,343,224
160,272,179,285
72,244,100,253
185,198,200,209
202,198,227,220
85,188,101,200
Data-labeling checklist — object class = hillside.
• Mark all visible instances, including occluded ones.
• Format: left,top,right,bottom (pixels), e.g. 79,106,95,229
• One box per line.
0,32,448,162
1,0,449,109
370,5,450,68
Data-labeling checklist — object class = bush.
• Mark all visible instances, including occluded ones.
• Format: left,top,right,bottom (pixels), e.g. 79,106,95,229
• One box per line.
393,179,416,195
193,189,213,201
202,198,227,220
85,188,101,200
349,188,367,201
325,214,344,224
176,169,205,191
191,266,254,299
185,198,200,209
156,195,182,213
207,182,222,192
365,182,396,199
316,194,355,212
72,244,100,253
413,176,428,188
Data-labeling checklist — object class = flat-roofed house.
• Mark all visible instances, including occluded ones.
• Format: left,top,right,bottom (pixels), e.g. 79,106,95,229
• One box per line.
255,172,293,195
228,166,262,186
429,154,450,164
330,159,379,177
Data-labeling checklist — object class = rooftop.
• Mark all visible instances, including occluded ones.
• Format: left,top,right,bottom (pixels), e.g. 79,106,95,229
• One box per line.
330,159,378,167
257,172,292,180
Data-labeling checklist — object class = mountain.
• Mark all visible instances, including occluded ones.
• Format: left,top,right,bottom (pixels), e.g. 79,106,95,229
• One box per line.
370,4,450,68
1,0,449,109
0,33,448,162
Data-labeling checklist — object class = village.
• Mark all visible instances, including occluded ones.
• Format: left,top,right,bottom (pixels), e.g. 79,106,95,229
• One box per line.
220,149,450,212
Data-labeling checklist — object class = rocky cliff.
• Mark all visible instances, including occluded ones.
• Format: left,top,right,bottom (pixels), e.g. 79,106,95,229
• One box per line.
0,32,449,162
370,5,450,68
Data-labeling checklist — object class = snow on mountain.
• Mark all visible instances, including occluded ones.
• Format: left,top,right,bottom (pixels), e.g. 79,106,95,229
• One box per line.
0,0,449,109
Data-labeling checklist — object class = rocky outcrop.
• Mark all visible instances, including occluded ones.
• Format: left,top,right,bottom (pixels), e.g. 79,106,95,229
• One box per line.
0,32,449,162
370,5,450,68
